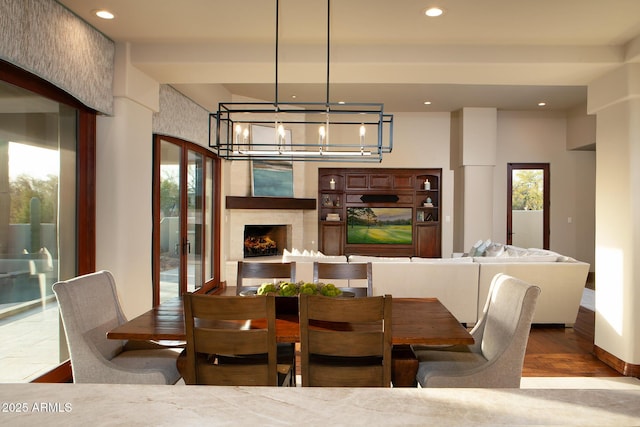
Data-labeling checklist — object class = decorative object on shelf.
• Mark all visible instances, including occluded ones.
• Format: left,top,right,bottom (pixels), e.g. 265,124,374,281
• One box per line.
322,195,333,207
424,179,431,190
329,178,336,190
326,213,341,221
208,0,393,162
417,211,425,222
423,196,433,207
425,213,433,221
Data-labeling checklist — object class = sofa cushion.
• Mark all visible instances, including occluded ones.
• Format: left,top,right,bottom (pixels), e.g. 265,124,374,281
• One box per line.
348,255,411,263
474,255,559,263
484,243,505,257
411,257,473,263
283,255,347,263
282,249,347,263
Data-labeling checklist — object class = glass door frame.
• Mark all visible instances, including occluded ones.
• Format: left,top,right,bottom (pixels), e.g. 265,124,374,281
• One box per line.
152,134,221,306
507,162,550,249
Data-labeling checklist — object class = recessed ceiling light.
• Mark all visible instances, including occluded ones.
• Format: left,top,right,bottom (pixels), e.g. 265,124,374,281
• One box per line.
425,7,444,17
291,95,297,99
424,101,432,105
538,102,547,107
94,9,115,20
338,101,346,105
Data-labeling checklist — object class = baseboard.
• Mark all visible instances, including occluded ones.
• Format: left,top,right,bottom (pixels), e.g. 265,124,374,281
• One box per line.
594,345,640,377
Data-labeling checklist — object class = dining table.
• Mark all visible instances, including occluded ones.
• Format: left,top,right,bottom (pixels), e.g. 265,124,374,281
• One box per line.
108,292,474,386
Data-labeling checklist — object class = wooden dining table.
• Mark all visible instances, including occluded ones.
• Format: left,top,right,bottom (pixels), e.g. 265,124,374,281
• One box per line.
108,295,473,386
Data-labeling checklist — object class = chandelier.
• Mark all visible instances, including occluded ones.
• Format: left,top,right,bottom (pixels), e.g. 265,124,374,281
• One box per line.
209,0,393,162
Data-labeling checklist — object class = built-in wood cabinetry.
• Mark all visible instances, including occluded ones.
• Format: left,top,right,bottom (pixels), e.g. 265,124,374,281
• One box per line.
318,168,441,257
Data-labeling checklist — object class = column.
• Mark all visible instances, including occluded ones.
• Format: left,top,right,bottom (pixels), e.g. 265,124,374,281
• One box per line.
588,63,640,373
95,42,160,318
451,108,497,252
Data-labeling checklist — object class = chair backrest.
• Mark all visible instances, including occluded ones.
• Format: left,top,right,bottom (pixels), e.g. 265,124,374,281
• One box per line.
312,262,373,297
299,293,392,387
236,261,296,294
52,270,128,381
183,293,279,385
477,273,541,363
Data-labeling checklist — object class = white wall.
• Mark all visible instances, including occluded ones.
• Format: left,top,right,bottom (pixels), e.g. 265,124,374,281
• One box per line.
495,110,595,265
300,112,455,257
96,98,155,318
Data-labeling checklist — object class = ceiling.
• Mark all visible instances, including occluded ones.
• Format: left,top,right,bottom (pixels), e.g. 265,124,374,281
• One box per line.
57,0,640,112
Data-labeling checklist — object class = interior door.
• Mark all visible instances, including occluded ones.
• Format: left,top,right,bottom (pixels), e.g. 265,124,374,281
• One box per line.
507,163,550,249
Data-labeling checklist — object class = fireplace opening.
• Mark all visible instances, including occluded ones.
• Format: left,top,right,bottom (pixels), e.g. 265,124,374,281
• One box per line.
244,225,288,258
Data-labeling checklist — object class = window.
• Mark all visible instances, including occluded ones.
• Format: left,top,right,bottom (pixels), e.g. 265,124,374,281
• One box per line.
0,60,95,382
153,135,220,305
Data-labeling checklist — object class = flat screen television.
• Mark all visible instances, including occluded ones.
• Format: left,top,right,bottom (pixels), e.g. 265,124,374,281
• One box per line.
346,207,413,245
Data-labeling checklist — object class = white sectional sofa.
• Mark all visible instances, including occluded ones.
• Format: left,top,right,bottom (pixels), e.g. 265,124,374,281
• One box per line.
475,259,588,325
225,247,590,326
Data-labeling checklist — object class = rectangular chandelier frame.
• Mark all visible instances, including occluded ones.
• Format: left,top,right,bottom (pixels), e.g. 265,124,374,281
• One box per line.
209,101,393,162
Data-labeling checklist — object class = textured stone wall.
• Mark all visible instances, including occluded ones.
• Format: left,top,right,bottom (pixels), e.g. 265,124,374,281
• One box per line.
0,0,114,114
153,85,209,147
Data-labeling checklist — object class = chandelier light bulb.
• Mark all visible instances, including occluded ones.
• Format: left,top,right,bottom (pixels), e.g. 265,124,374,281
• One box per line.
235,124,242,145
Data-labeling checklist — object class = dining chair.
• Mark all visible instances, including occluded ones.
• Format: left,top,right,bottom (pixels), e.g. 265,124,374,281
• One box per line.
413,273,541,388
299,293,392,387
312,261,373,297
52,270,181,384
236,260,297,385
181,293,292,386
236,261,296,295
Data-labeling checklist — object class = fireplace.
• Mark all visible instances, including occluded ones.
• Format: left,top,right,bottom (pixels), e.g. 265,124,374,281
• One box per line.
228,210,303,261
244,225,289,258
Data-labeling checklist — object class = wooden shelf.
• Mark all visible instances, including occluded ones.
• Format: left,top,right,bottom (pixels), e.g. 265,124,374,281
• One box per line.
226,196,316,210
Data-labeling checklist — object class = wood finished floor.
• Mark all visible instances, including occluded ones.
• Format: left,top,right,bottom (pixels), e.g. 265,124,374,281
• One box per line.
523,311,621,377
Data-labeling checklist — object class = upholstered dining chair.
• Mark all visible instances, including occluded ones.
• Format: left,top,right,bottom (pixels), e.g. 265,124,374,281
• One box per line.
236,260,297,385
181,293,292,386
236,261,296,295
299,293,392,387
52,270,181,384
413,273,541,388
312,261,373,297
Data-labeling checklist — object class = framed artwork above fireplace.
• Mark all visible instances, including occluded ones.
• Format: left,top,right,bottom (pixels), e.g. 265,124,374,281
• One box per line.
251,125,294,197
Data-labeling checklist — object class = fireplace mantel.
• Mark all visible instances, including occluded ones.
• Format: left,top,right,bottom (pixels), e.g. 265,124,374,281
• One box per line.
226,196,316,210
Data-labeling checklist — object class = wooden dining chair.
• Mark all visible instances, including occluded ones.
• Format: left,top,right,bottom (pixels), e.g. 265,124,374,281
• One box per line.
299,293,392,387
313,261,373,297
182,293,292,386
236,261,298,385
236,261,296,295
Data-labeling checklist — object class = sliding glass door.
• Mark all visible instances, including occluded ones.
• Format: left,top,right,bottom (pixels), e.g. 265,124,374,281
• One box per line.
0,64,95,382
153,135,220,305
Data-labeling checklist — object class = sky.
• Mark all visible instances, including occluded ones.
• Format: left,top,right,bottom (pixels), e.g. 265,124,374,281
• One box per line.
8,142,59,180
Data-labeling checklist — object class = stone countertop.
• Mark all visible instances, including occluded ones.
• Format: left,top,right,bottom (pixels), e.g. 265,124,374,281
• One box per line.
2,384,640,426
